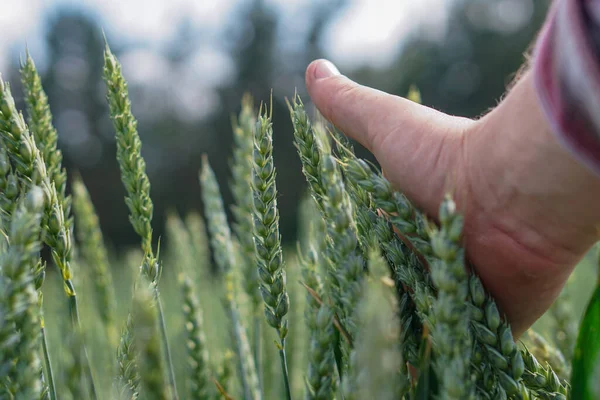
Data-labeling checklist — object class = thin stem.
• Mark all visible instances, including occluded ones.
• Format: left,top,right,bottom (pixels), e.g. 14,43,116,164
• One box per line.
68,288,97,400
41,325,57,400
278,336,292,400
254,316,263,393
155,287,179,400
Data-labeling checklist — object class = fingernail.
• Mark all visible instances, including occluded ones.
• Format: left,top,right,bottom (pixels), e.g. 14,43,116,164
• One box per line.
313,60,340,80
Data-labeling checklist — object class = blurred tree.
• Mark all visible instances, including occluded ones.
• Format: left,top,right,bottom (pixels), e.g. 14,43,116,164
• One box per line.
351,0,551,118
6,0,551,251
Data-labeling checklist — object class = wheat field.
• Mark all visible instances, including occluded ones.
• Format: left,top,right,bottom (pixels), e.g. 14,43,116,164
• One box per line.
0,42,598,400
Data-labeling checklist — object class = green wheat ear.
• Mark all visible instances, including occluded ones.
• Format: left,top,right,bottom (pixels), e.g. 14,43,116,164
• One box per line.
19,53,76,291
251,104,289,338
291,98,365,335
291,95,326,212
132,280,169,400
180,272,212,399
166,213,212,399
549,288,577,362
521,346,569,398
2,66,95,398
319,154,364,337
342,155,431,257
0,147,19,221
332,140,424,366
200,156,262,400
301,242,338,400
467,272,528,397
429,196,474,399
103,44,154,260
344,249,409,400
115,313,140,399
0,72,75,293
103,42,179,400
184,212,210,273
0,187,45,399
21,52,68,202
229,95,266,388
230,94,261,311
72,176,118,346
522,330,569,380
251,102,293,399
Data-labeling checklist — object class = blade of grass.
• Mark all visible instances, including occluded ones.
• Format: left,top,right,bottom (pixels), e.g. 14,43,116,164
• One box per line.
570,283,600,400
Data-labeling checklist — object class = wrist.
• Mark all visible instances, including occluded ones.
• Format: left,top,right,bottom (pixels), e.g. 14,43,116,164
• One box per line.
460,69,600,334
472,70,600,265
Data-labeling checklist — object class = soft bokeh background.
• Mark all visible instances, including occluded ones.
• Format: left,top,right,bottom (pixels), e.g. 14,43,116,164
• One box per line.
0,0,553,248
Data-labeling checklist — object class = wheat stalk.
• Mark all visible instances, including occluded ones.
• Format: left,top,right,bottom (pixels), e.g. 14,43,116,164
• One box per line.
0,148,18,222
229,94,265,388
327,134,381,259
319,154,364,335
0,72,96,399
0,188,45,398
522,330,569,379
301,243,338,400
214,350,235,399
250,103,293,399
331,141,424,366
166,213,213,399
344,250,409,400
180,273,212,399
103,43,179,400
335,142,543,398
429,196,475,399
115,314,140,400
200,157,262,400
292,101,365,335
230,94,261,312
521,346,568,399
72,176,118,347
184,212,211,273
0,45,593,400
20,53,68,203
549,290,577,362
291,96,326,212
132,281,169,400
342,156,432,258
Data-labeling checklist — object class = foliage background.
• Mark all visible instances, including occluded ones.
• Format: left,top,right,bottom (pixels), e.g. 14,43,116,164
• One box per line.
0,0,551,246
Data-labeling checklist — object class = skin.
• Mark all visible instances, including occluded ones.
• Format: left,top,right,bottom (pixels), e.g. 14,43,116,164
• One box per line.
305,59,600,337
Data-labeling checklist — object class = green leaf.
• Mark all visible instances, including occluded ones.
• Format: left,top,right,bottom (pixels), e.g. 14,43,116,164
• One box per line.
570,284,600,400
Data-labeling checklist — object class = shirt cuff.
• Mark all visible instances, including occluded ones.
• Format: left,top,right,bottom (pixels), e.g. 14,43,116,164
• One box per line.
533,0,600,175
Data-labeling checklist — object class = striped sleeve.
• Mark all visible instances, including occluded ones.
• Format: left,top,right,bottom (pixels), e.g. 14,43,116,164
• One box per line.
533,0,600,175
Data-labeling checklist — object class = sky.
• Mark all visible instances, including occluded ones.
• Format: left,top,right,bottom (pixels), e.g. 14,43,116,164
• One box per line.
0,0,456,145
0,0,452,74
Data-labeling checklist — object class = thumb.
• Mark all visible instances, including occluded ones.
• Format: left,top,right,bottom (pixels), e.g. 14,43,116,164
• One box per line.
305,59,473,216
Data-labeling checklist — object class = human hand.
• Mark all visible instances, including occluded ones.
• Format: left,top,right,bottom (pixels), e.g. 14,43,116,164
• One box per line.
305,59,600,337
